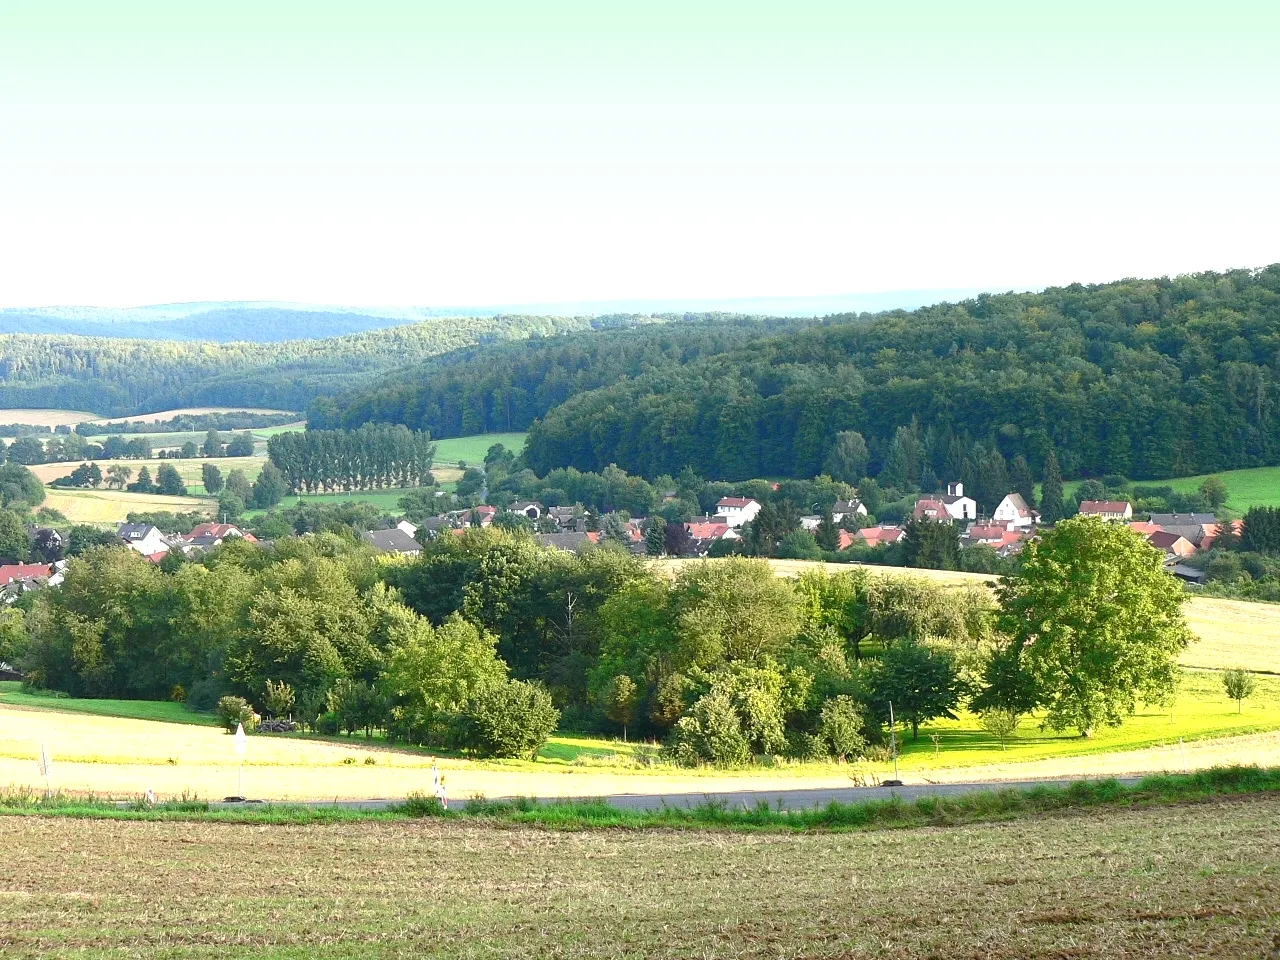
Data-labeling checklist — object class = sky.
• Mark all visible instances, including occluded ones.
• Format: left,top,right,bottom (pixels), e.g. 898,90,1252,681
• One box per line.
0,1,1277,309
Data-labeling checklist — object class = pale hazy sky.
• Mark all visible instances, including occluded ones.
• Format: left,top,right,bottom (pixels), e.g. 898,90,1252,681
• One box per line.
0,1,1277,308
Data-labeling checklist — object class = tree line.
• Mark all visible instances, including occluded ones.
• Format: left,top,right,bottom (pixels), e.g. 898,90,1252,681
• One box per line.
3,517,1192,763
514,267,1280,484
267,425,436,493
308,315,814,437
0,313,664,417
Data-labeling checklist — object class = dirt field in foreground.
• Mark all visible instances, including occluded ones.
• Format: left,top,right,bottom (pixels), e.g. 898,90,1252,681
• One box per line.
1,797,1276,959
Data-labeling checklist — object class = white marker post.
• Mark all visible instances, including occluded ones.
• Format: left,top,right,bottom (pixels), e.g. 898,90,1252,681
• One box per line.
234,722,247,799
37,743,52,800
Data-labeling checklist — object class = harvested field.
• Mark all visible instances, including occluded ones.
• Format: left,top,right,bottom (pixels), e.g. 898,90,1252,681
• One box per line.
41,488,213,523
0,408,98,427
1,798,1277,958
88,406,297,424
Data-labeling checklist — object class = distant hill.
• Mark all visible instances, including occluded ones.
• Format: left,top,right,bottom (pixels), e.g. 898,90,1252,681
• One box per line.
0,289,989,342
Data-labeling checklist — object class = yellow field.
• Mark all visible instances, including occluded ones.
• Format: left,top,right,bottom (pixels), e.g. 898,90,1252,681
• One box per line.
88,406,297,424
42,488,214,523
28,455,263,485
0,408,99,426
1182,596,1280,673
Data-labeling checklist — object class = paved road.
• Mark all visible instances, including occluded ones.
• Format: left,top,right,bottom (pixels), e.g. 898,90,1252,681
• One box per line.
195,775,1147,813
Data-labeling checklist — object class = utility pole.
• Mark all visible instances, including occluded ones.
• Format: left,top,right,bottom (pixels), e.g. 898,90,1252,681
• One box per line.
886,701,902,786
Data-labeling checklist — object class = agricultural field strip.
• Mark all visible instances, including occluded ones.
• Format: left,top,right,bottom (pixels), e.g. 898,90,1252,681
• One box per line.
1,799,1276,958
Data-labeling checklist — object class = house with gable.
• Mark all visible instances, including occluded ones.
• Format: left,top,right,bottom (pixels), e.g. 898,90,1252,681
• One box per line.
117,523,173,558
714,497,762,528
854,525,906,547
914,482,976,524
1078,500,1133,522
991,492,1036,530
830,499,868,524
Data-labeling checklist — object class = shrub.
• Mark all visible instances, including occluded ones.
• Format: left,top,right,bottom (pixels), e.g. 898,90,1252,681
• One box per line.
819,695,868,760
215,695,257,733
263,679,295,718
186,678,230,712
169,684,187,703
665,688,751,767
786,730,829,762
451,679,560,759
1222,669,1256,713
316,711,341,735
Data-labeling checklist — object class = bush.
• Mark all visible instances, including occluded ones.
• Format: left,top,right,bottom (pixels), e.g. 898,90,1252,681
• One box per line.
665,688,751,767
186,678,230,712
316,711,341,735
819,695,868,760
786,730,829,762
451,680,560,758
215,695,257,733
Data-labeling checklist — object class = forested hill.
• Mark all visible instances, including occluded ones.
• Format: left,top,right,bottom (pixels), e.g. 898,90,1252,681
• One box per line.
0,314,670,417
308,315,817,436
522,267,1280,482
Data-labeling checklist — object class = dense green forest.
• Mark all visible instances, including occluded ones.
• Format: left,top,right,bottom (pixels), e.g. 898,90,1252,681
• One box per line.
308,316,816,435
0,314,670,417
518,268,1280,482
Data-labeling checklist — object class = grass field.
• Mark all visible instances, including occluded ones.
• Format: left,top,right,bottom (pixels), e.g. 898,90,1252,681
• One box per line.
41,488,214,523
3,651,1277,802
1053,464,1280,512
2,797,1276,957
432,431,527,465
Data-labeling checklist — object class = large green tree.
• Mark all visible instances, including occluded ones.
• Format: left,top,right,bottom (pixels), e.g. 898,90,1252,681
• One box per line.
995,516,1191,736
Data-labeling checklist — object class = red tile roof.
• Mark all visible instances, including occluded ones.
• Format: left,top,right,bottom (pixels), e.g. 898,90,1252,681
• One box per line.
686,520,731,540
716,497,756,508
0,563,53,584
1079,500,1131,514
856,526,905,546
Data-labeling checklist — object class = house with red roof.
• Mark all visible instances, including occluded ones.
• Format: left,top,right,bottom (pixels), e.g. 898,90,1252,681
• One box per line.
0,563,53,586
1147,530,1196,560
1078,500,1133,521
854,526,906,547
992,492,1036,530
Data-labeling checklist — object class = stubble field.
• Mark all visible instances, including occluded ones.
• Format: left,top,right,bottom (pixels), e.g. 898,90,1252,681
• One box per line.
1,798,1276,959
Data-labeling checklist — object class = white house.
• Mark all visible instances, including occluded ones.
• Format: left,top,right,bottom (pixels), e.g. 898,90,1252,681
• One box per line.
992,492,1036,530
914,482,977,524
800,515,823,531
831,499,868,523
116,523,172,557
715,497,762,528
396,520,418,538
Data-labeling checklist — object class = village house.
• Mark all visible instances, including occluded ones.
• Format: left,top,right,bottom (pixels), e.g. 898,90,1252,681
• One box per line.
395,520,418,539
0,563,53,587
1078,500,1133,521
116,523,174,560
684,517,740,542
991,492,1036,530
361,528,423,556
1147,530,1196,561
508,500,544,520
799,515,823,531
546,505,584,532
914,482,977,524
830,499,868,524
855,525,906,547
714,497,762,528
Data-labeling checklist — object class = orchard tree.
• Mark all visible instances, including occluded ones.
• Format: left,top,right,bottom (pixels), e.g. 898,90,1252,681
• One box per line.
1221,668,1255,713
602,673,639,739
865,641,966,739
996,516,1191,737
1198,475,1228,510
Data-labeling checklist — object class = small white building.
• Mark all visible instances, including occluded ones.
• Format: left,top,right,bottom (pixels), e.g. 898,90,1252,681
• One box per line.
831,499,868,523
992,492,1036,530
117,523,172,557
396,520,418,538
800,515,823,531
715,497,762,528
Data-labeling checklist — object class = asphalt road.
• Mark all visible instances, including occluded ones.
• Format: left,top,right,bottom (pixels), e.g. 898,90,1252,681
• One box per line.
200,775,1148,813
